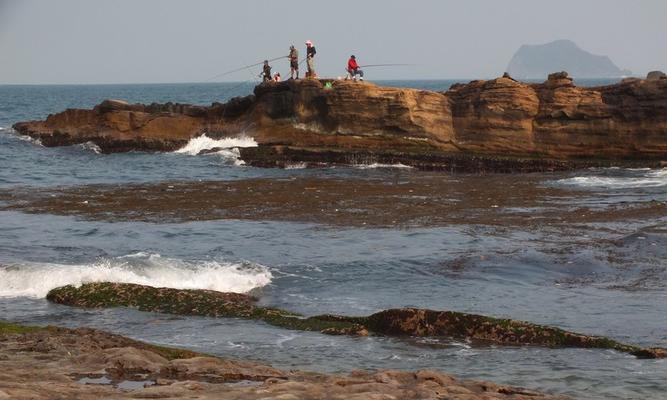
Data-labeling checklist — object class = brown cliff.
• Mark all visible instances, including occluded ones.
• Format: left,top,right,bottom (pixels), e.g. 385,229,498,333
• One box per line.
12,72,667,170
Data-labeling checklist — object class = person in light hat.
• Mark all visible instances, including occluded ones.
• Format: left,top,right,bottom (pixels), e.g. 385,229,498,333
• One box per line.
305,40,317,78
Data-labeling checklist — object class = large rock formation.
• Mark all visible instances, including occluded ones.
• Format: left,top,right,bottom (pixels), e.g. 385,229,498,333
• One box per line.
506,39,631,79
47,282,667,359
12,73,667,171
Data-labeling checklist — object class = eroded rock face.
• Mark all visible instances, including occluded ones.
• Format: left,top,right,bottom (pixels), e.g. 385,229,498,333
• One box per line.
46,283,667,359
12,75,667,168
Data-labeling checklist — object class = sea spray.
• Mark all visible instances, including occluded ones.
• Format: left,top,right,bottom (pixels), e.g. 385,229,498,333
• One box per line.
557,168,667,189
0,252,272,298
175,134,257,156
354,163,414,170
79,141,102,154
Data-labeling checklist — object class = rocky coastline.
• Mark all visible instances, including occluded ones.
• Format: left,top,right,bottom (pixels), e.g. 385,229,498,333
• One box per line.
12,72,667,171
0,320,569,399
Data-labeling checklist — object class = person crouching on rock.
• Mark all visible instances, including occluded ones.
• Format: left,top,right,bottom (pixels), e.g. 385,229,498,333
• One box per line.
288,45,299,79
346,55,364,81
305,40,317,78
260,60,272,82
273,72,282,82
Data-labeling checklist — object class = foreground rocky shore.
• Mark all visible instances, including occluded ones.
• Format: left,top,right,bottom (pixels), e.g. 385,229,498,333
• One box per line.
46,282,667,359
12,72,667,171
0,321,568,399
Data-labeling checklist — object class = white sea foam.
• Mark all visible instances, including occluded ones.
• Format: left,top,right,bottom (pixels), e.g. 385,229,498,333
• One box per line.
0,253,272,298
79,141,102,154
175,134,257,156
558,169,667,189
285,162,308,170
354,163,414,170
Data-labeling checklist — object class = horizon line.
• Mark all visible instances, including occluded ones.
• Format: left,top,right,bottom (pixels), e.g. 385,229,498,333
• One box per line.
0,76,631,87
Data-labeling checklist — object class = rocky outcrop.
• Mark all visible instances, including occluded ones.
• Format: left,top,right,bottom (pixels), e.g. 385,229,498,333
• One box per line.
0,322,568,400
47,283,369,335
647,70,667,81
12,74,667,170
47,283,667,359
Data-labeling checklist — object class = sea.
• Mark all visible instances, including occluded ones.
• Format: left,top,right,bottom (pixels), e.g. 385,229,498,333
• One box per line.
0,79,666,400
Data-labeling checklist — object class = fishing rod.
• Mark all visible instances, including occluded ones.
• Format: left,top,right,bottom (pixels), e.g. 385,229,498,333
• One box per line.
359,63,415,68
204,55,287,82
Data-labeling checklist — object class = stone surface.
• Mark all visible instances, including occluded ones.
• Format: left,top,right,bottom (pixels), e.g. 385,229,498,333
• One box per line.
647,70,667,81
46,283,667,358
0,322,568,399
12,76,667,170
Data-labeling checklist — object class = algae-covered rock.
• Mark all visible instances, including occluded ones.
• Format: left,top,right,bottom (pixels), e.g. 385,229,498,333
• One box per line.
47,283,666,359
365,308,640,352
47,283,367,335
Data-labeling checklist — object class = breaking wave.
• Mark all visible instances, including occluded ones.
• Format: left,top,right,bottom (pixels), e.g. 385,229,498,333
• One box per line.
557,168,667,189
79,141,102,154
175,134,257,156
0,252,272,298
354,163,414,170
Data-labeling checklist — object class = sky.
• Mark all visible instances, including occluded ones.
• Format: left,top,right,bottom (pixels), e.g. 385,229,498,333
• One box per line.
0,0,665,84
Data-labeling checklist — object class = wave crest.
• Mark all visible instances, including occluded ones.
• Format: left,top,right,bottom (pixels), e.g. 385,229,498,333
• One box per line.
175,134,257,156
0,253,272,298
557,168,667,189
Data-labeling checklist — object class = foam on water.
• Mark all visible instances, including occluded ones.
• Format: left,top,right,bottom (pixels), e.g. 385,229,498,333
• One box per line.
0,253,272,298
354,163,414,170
285,162,308,170
79,141,102,154
557,168,667,189
175,134,257,156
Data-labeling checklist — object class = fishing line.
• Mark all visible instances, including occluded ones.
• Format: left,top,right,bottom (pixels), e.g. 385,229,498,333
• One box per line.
359,63,415,68
204,55,287,82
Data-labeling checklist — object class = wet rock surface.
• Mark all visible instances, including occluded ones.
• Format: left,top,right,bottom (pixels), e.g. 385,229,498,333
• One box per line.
0,322,569,399
46,282,667,359
1,174,665,227
12,76,667,168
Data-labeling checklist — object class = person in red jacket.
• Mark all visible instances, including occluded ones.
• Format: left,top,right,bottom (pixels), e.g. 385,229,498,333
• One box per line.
346,55,364,81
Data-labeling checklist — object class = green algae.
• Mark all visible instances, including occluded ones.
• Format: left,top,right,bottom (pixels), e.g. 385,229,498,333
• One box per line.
0,320,45,335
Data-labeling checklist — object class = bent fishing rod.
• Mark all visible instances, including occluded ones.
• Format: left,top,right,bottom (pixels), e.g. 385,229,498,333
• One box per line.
204,55,287,82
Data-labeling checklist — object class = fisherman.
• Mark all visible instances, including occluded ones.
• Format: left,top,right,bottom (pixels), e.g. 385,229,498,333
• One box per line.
305,40,317,78
260,60,272,82
273,72,282,82
346,55,364,81
288,45,299,79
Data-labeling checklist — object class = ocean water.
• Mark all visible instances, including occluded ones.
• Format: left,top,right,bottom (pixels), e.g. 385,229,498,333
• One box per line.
1,80,666,400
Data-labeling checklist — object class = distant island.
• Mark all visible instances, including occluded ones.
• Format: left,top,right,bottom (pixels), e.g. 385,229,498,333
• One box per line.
507,39,631,79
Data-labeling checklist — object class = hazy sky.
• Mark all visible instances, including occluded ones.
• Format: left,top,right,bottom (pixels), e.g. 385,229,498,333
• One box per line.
1,0,665,84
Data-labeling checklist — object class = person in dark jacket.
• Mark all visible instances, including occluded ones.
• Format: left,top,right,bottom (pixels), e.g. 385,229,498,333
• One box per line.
346,55,364,81
260,60,272,82
288,45,299,79
305,40,317,78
